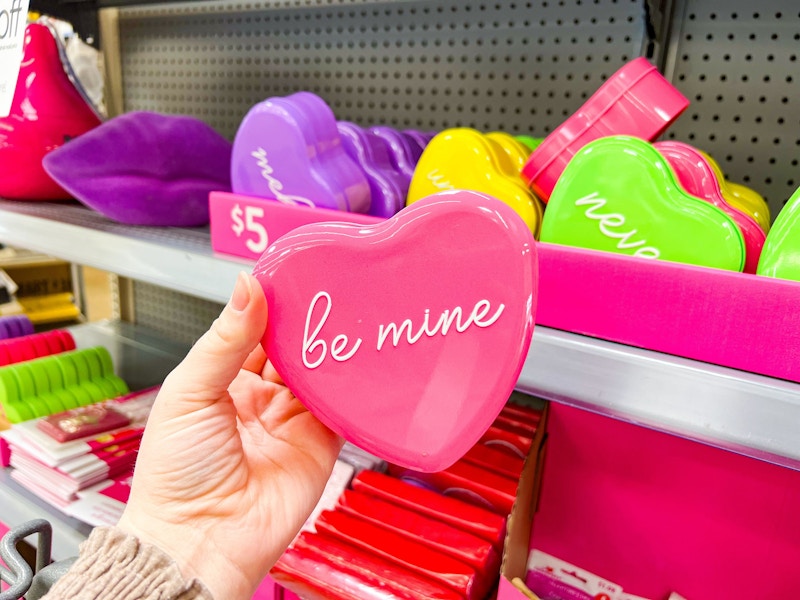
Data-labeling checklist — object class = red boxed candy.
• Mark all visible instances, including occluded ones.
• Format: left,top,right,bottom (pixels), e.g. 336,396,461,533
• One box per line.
338,488,501,578
389,459,519,515
480,424,534,458
315,508,489,600
292,531,462,600
351,470,507,551
463,442,525,480
271,546,367,600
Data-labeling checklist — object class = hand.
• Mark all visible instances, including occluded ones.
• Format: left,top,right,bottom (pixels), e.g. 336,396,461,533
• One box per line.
117,273,343,600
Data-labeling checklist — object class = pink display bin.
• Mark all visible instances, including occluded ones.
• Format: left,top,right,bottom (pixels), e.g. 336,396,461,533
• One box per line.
524,403,800,599
210,191,384,262
535,242,800,384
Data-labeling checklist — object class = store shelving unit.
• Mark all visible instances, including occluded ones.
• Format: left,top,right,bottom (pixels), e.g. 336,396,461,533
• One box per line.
3,0,800,593
3,202,800,476
0,320,188,558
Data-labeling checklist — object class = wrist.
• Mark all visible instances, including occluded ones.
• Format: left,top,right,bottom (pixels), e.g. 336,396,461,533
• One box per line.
116,512,254,600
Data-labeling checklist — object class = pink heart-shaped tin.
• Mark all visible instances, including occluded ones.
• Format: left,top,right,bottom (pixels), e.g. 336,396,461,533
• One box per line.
253,190,537,472
655,141,765,273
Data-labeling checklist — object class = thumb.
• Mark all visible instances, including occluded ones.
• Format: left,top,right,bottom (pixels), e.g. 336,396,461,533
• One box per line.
160,272,267,406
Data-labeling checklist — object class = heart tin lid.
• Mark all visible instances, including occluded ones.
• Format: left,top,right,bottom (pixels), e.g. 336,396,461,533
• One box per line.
252,190,536,472
521,57,689,202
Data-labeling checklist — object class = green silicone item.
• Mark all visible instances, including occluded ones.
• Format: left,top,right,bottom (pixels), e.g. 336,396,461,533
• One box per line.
9,365,36,399
517,135,543,152
27,398,51,419
66,384,93,406
94,347,116,377
83,347,104,378
24,362,51,395
80,380,107,404
541,136,746,271
40,392,68,414
0,369,21,405
53,387,79,410
110,376,129,396
4,402,33,423
70,351,91,384
757,185,800,279
42,360,64,390
56,355,79,387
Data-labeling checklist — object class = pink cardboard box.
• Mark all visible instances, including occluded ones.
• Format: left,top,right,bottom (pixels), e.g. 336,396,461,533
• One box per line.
535,242,800,384
210,191,384,262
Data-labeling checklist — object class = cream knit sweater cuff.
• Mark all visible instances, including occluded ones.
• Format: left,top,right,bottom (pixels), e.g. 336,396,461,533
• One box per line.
40,526,213,600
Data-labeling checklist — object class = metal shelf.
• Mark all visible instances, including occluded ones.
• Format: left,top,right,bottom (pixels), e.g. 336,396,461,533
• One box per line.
2,201,800,471
0,321,188,557
0,200,250,304
520,328,800,472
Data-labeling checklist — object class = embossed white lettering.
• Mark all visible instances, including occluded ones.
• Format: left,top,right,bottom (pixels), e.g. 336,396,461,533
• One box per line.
302,292,362,369
251,148,316,207
426,168,455,191
575,192,660,259
377,301,505,350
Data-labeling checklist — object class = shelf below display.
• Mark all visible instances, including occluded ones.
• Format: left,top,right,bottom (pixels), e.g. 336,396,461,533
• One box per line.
521,328,800,472
0,200,248,304
0,320,188,558
2,201,800,471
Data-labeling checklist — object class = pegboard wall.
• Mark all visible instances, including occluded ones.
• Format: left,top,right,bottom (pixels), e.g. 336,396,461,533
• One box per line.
132,282,224,346
117,0,650,139
664,0,800,214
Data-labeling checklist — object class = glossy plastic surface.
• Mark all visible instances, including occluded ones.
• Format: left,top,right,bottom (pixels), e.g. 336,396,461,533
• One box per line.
407,128,544,236
486,132,532,171
252,190,536,472
655,141,765,273
231,92,369,212
336,121,408,217
369,126,419,184
0,23,102,200
701,150,771,233
516,135,543,152
757,185,800,280
521,57,689,201
540,136,746,271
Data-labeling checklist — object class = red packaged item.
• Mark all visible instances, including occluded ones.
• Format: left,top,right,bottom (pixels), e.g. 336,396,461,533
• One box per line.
388,459,518,515
36,404,131,443
271,546,385,600
315,508,488,600
351,470,507,551
338,489,501,578
462,442,525,480
500,402,543,422
292,531,462,600
479,424,533,458
493,413,538,438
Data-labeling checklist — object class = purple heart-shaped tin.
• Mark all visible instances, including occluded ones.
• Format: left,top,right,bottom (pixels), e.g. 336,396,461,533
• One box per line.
337,121,409,218
370,126,419,184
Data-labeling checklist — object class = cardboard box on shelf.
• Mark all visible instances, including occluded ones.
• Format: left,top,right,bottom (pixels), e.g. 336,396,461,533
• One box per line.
0,249,80,326
497,402,548,600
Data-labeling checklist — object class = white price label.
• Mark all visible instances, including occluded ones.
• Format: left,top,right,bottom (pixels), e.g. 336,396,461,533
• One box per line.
0,0,29,118
230,203,269,255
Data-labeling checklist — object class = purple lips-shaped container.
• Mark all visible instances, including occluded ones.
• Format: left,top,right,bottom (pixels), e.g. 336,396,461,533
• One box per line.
43,111,232,227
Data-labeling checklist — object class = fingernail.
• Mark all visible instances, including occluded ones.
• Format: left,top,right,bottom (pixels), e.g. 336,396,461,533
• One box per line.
230,272,251,312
